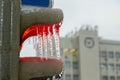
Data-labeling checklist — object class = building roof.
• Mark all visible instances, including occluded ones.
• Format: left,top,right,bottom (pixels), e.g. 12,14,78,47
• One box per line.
99,39,120,45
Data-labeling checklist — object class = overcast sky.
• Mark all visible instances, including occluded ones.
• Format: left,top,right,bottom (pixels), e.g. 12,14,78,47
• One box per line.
54,0,120,40
20,0,120,57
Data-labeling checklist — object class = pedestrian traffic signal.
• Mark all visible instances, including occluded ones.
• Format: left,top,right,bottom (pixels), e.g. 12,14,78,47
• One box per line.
19,6,64,80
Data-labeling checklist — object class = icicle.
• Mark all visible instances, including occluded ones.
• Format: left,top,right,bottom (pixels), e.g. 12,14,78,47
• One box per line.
43,26,48,59
53,24,61,58
32,24,61,59
48,26,53,57
33,37,37,49
38,35,43,57
37,25,43,57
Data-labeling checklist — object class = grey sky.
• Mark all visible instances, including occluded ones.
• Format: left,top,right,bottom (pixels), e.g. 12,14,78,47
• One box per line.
54,0,120,40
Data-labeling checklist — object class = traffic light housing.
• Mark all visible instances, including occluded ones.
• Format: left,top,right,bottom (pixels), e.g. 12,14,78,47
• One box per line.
20,8,63,37
19,1,64,80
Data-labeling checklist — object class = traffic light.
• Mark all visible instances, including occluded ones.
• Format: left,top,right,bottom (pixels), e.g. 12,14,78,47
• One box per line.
0,0,64,80
19,0,64,80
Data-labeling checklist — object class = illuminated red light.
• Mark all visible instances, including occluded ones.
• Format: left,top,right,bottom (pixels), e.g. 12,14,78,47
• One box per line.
20,24,61,49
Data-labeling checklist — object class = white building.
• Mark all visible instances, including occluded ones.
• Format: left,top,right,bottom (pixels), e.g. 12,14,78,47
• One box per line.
61,25,120,80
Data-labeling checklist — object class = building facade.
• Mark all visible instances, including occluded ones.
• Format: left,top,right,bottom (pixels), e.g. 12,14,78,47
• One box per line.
61,25,120,80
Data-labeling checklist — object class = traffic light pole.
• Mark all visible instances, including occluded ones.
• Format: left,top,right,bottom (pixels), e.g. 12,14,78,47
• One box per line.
10,0,20,80
0,0,11,80
0,0,20,80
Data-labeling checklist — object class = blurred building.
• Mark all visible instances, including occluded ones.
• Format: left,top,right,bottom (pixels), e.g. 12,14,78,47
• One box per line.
60,25,120,80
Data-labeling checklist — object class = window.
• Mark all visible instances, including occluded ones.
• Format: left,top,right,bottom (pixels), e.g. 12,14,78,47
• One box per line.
116,64,120,71
101,63,107,71
108,51,114,58
73,62,78,69
116,52,120,59
73,75,79,80
65,61,71,69
108,64,114,71
100,51,107,58
66,75,71,80
117,76,120,80
102,76,108,80
110,76,115,80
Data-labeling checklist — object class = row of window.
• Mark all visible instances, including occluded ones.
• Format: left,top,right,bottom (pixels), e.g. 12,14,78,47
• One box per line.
101,63,120,71
65,75,79,80
65,61,79,69
102,76,120,80
100,51,120,59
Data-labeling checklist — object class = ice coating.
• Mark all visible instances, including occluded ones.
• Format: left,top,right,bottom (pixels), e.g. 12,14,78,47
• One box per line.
20,23,62,59
35,24,61,59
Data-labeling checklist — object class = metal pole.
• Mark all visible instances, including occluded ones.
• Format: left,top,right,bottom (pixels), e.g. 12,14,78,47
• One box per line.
9,0,20,80
0,0,3,79
1,0,11,80
0,0,20,80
